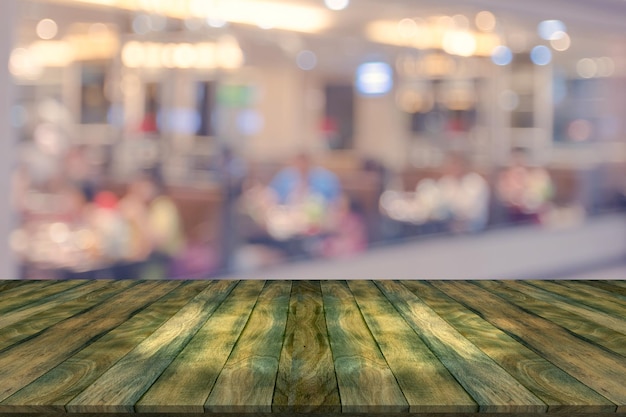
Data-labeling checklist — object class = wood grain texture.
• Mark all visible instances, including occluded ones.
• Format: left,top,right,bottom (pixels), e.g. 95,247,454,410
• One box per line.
502,281,626,335
321,280,408,413
276,280,340,413
0,281,210,414
579,280,626,297
0,279,623,415
135,280,265,413
0,280,109,330
0,280,137,353
0,280,176,403
403,280,615,414
204,280,292,413
0,280,26,293
377,280,546,413
477,280,626,358
348,280,477,413
0,281,80,315
272,280,297,413
527,280,626,318
434,281,626,411
66,280,237,413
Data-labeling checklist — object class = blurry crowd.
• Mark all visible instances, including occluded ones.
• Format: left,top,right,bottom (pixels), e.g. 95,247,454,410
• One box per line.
12,143,560,279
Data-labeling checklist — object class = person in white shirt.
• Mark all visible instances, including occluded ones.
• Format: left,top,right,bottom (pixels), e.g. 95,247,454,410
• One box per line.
436,153,490,233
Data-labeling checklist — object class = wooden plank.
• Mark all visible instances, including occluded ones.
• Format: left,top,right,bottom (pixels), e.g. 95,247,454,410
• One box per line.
0,281,211,414
0,280,111,330
272,280,297,413
274,281,341,413
135,280,265,413
500,280,626,336
66,280,238,414
434,281,626,411
204,280,292,413
0,280,178,403
528,280,626,317
477,280,626,358
603,280,626,289
0,280,26,293
320,280,408,413
376,280,546,413
348,280,477,414
403,280,615,414
580,280,626,297
0,280,137,353
0,281,79,315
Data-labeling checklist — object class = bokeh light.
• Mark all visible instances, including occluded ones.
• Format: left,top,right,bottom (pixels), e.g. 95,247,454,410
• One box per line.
577,58,597,79
296,50,317,71
550,31,570,51
491,45,513,66
36,19,58,40
475,11,496,32
324,0,349,11
538,20,566,40
356,62,394,96
530,45,552,66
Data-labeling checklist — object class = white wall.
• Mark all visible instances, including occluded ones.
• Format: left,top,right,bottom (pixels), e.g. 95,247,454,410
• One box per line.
0,0,17,279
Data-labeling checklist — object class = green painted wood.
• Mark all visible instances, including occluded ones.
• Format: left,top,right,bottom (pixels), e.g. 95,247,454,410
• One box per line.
321,280,408,413
0,280,110,330
603,280,626,289
0,281,80,315
349,280,477,413
0,281,210,414
135,280,265,413
376,280,546,413
275,281,341,413
500,280,626,338
434,281,626,411
66,280,237,413
403,280,615,414
528,280,626,318
476,280,626,358
0,280,177,403
0,280,137,353
204,280,292,413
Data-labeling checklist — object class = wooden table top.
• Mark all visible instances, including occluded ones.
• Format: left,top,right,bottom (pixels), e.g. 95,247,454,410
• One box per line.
0,279,624,416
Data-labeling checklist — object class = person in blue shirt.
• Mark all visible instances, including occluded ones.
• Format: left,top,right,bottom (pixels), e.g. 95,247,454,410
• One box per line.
269,153,341,206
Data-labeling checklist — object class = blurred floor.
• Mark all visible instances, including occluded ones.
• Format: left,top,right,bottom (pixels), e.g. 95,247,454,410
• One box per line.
231,213,626,280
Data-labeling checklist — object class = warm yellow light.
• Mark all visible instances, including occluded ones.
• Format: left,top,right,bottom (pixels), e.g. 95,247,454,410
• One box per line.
367,20,497,57
173,43,196,69
217,35,244,69
442,31,476,57
9,48,43,79
183,0,329,33
122,41,145,68
29,41,75,66
45,0,330,33
195,43,217,69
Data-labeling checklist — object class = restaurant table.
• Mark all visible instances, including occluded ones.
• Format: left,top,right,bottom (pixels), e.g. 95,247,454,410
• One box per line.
0,279,624,416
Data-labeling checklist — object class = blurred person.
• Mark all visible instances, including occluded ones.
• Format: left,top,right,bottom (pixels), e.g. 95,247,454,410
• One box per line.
437,153,490,233
270,152,341,207
497,148,554,224
119,169,184,278
322,194,368,258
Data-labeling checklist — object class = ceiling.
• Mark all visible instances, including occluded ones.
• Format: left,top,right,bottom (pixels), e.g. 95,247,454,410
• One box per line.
17,0,626,74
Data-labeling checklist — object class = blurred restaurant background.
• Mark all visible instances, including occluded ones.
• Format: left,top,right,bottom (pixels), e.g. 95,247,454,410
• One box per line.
1,0,626,280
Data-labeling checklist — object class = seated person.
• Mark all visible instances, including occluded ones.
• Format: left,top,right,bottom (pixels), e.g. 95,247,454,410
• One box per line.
437,153,490,233
497,148,554,224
